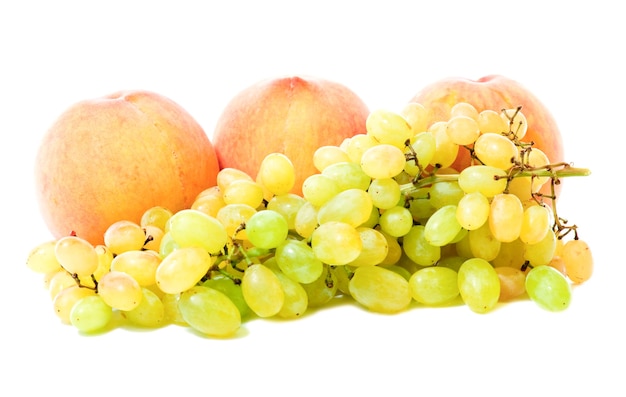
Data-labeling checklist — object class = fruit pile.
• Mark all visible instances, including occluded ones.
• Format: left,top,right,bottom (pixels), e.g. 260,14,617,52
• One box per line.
26,76,593,338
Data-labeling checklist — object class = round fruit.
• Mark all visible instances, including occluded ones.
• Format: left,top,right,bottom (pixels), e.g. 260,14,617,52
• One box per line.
35,90,219,245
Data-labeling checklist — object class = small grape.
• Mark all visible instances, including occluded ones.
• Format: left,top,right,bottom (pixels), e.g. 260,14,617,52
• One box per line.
349,265,411,313
123,287,165,328
98,270,143,311
104,220,146,255
55,235,99,277
241,264,284,318
458,258,500,314
311,221,362,266
366,109,413,148
525,265,571,311
155,247,214,295
409,266,459,305
562,239,593,283
69,295,112,333
360,144,406,179
179,285,241,337
257,152,296,196
245,210,289,249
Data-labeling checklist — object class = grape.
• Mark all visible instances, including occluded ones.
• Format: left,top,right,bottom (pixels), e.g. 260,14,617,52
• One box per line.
52,285,97,324
103,220,146,255
245,209,289,249
311,221,362,266
257,152,296,196
409,266,459,305
222,179,265,208
301,264,338,307
55,235,99,277
168,209,228,254
26,240,61,274
477,109,508,134
525,148,551,190
501,107,528,139
378,206,413,238
48,270,77,300
429,180,464,208
155,247,214,294
405,132,436,175
179,285,241,337
161,293,186,326
368,178,401,210
158,231,179,258
446,115,480,146
69,295,112,333
457,258,500,313
294,201,319,239
491,238,525,269
98,270,143,311
450,102,479,120
216,203,257,239
494,266,526,301
266,193,306,230
347,227,389,267
123,287,165,328
264,260,309,318
302,174,341,207
365,109,413,148
313,145,352,172
424,205,462,246
348,265,411,313
202,274,252,320
110,249,161,287
143,225,164,251
519,204,551,244
524,229,557,266
140,206,173,230
275,239,324,284
360,144,406,179
241,264,284,318
191,186,226,218
402,225,441,267
525,265,571,311
429,121,459,168
317,188,373,228
456,191,489,230
489,193,524,243
562,239,593,283
474,132,519,170
468,222,501,261
379,230,402,266
217,167,253,191
400,102,429,134
321,161,371,191
458,165,508,197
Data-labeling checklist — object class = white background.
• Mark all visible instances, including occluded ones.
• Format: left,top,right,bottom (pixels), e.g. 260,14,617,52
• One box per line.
1,1,623,395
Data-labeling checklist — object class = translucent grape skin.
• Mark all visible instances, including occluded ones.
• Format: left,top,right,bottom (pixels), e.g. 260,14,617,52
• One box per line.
457,258,500,313
349,265,412,313
409,266,459,305
69,295,112,333
179,285,241,337
562,239,594,284
525,265,571,311
245,209,289,249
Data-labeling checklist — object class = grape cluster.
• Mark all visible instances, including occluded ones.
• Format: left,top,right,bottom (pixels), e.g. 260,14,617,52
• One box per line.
26,102,593,337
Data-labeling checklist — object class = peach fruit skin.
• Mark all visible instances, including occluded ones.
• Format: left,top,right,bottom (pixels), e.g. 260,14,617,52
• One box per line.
35,90,219,245
410,74,565,172
211,76,370,195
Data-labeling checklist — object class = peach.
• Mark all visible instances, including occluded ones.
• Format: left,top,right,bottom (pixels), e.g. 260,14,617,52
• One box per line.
211,76,370,196
34,90,219,245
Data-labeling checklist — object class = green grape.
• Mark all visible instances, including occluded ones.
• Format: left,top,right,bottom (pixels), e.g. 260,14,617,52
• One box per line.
70,295,113,333
313,145,351,172
216,203,257,239
468,222,501,261
294,201,319,239
368,178,401,210
103,220,146,255
519,204,551,245
264,259,308,318
342,134,378,163
446,115,480,145
562,239,594,284
491,238,525,269
365,109,413,148
405,131,436,174
158,231,180,258
141,206,173,230
161,293,187,326
458,165,508,197
524,229,557,266
257,152,296,196
347,227,389,267
409,266,459,305
179,285,241,337
155,247,214,294
123,287,165,328
311,221,362,265
203,274,252,320
429,121,459,168
437,255,467,272
489,193,523,243
110,249,161,287
348,265,411,313
456,191,490,230
429,180,464,208
378,205,413,238
52,285,97,324
275,239,324,284
266,193,306,230
241,264,284,318
407,187,435,221
360,144,406,179
301,264,339,307
98,270,143,311
222,179,265,208
26,240,62,274
402,225,441,267
474,132,519,170
245,209,289,249
317,188,373,228
424,205,462,246
457,258,500,313
400,102,429,134
168,209,228,254
321,161,371,191
329,265,352,296
525,265,571,311
302,174,341,207
55,235,99,277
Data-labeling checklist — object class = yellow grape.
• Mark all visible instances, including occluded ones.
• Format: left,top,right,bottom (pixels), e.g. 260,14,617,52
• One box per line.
347,227,389,267
400,102,429,134
55,235,99,277
365,109,413,148
313,145,351,172
477,109,508,134
311,221,362,265
474,132,519,170
429,121,459,168
294,201,319,239
458,165,508,197
458,257,500,313
456,191,490,230
26,240,62,274
378,206,413,238
257,152,296,196
489,193,523,243
48,269,77,300
52,285,97,324
562,239,593,283
97,270,143,311
519,204,551,244
110,249,161,287
494,266,526,301
469,222,501,262
216,203,257,239
140,206,173,231
446,115,480,146
179,285,241,337
349,265,411,313
368,178,401,210
123,287,165,328
524,229,557,266
103,220,146,255
241,264,285,318
217,167,253,192
222,179,265,208
302,174,341,207
155,247,214,294
360,144,406,179
450,102,479,120
191,186,226,218
317,188,373,228
405,131,437,175
501,107,528,139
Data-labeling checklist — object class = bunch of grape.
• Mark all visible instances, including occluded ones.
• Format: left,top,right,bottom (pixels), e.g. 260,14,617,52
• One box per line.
26,101,593,337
